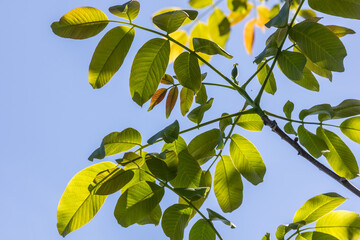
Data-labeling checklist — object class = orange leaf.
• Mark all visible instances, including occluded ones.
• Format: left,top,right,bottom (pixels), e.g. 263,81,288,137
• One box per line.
166,86,179,118
148,88,167,111
244,18,256,55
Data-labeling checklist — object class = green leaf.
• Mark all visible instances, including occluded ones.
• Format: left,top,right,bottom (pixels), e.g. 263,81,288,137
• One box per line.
91,168,134,195
153,10,198,34
146,154,177,181
130,38,170,106
289,21,347,72
298,125,328,159
340,117,360,144
262,233,271,240
293,192,346,224
180,87,194,116
174,52,202,93
329,99,360,120
161,74,175,85
117,152,144,168
195,84,208,105
174,187,209,201
299,9,317,20
148,88,168,111
257,62,277,95
189,219,216,240
57,162,116,237
316,211,360,240
89,128,142,161
51,7,108,39
299,104,334,121
208,8,230,48
109,0,140,21
227,0,248,11
283,100,294,119
137,205,162,226
309,0,360,20
278,51,307,81
290,66,320,92
147,120,180,144
188,129,220,163
189,22,212,64
236,113,264,131
162,204,192,240
220,113,233,133
230,134,266,185
166,86,179,118
276,225,291,240
121,166,155,192
188,98,214,124
193,38,233,59
89,26,135,89
327,25,356,37
170,149,202,188
214,155,243,212
189,0,213,9
206,208,236,228
284,122,297,135
296,231,338,240
254,40,278,64
317,127,359,179
114,181,164,227
265,1,290,28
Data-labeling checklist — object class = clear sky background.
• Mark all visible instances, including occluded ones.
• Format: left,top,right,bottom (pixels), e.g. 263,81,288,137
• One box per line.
1,0,360,239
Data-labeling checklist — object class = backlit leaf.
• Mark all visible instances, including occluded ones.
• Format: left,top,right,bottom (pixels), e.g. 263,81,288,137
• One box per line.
193,38,233,59
189,219,215,240
257,62,277,95
293,192,346,224
57,162,116,236
89,26,135,89
114,181,164,227
174,187,209,201
327,25,356,37
180,87,194,116
277,51,306,81
161,204,192,240
289,21,347,72
244,18,256,54
290,67,320,92
309,0,360,20
51,7,108,39
283,100,294,119
137,205,162,226
230,134,266,185
189,0,213,9
153,10,198,34
317,127,359,179
189,22,212,64
328,99,360,120
228,3,252,26
188,129,220,163
299,104,334,121
236,114,264,131
340,117,360,144
298,125,328,159
220,113,233,133
166,86,179,118
296,231,338,240
316,211,360,239
188,98,214,124
208,8,231,48
161,74,174,85
169,30,188,63
148,88,167,111
146,154,177,181
130,38,170,106
92,168,134,195
109,0,140,21
214,155,243,212
207,208,236,228
174,52,202,93
195,84,208,105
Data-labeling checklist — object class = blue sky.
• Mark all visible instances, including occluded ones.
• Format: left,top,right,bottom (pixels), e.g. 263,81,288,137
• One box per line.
1,0,360,239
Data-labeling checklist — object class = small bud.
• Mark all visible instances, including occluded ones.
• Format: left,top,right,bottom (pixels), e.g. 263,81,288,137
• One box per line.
231,63,239,84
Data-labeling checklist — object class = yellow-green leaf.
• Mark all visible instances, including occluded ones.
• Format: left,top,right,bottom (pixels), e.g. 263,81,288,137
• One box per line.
169,30,188,63
327,25,356,37
51,7,108,39
109,0,140,21
161,204,192,240
189,22,212,64
153,10,198,34
208,8,230,48
130,38,170,106
230,134,266,185
180,87,194,116
293,192,346,224
189,219,216,240
340,117,360,144
236,113,264,131
89,26,135,89
317,127,359,179
257,62,277,95
57,162,116,236
174,52,201,93
298,125,328,158
214,155,243,212
189,0,213,9
193,38,233,58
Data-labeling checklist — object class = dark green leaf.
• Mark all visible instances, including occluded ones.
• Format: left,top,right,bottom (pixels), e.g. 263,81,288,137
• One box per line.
283,100,294,119
207,208,236,228
214,155,243,212
109,0,140,21
317,127,359,179
147,120,180,144
153,10,198,34
188,98,214,124
188,129,220,163
277,51,307,81
298,125,328,159
289,21,347,72
130,38,170,106
219,113,233,133
51,7,108,39
284,122,297,135
114,181,164,227
174,187,209,201
174,52,202,93
146,154,177,181
193,38,233,58
265,1,290,28
309,0,360,20
92,168,134,195
195,84,208,105
89,26,135,89
299,104,334,121
327,99,360,120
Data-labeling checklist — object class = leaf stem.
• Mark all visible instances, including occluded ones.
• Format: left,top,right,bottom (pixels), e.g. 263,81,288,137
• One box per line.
203,82,236,90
